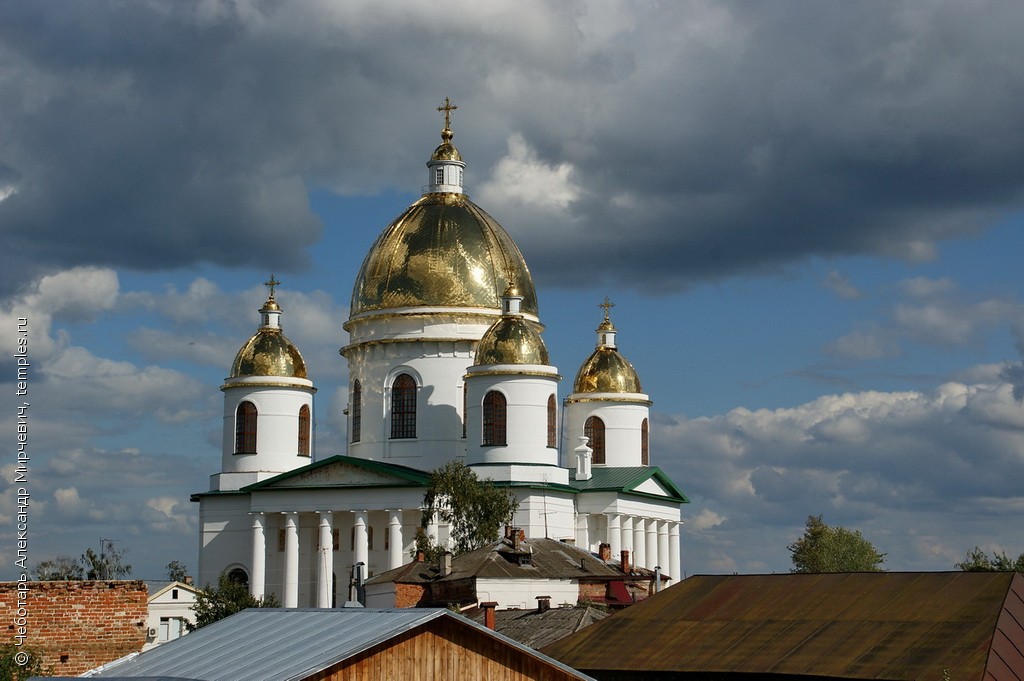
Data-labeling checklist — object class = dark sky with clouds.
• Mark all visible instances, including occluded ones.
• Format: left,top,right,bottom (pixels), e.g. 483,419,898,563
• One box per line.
2,1,1024,580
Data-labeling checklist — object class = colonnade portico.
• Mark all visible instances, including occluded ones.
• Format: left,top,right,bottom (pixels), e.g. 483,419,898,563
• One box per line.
248,509,415,607
579,512,682,582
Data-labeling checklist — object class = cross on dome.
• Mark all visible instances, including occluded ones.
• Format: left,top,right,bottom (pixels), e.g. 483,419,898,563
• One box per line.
437,97,458,134
264,274,281,300
599,297,615,322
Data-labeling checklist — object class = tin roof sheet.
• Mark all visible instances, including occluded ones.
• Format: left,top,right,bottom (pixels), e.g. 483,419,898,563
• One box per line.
541,572,1024,680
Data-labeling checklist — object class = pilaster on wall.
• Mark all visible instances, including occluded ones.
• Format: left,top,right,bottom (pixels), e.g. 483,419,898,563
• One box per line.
0,580,149,676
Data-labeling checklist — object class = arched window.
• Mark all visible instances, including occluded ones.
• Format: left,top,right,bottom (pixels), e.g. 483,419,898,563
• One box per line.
585,416,605,464
641,418,650,466
547,394,557,448
483,391,507,446
298,404,311,457
390,374,416,439
351,380,362,443
234,401,257,454
226,567,248,586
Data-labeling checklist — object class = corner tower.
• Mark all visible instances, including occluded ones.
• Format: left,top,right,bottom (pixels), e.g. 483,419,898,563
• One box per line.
342,100,539,471
564,299,652,468
214,276,316,491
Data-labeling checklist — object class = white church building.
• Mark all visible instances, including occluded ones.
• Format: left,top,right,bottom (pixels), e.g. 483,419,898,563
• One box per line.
193,104,688,608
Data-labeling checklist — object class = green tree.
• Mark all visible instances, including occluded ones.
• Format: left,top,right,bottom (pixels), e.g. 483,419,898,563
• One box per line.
955,546,1024,572
81,541,132,579
166,560,189,582
788,514,885,573
32,554,84,580
418,461,520,558
188,572,280,631
1,643,49,680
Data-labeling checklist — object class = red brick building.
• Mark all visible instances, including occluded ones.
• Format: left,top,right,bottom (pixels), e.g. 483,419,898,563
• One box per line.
1,580,148,676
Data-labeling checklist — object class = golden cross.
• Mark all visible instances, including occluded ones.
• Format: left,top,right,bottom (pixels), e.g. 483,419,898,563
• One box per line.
599,297,615,321
437,97,458,131
264,274,281,299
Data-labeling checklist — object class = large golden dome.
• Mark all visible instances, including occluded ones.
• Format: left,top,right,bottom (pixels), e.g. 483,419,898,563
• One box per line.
475,316,549,365
573,347,642,394
350,192,538,316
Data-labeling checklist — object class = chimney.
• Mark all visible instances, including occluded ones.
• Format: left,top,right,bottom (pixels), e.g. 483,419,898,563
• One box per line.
620,549,631,575
575,436,592,481
183,575,193,586
415,549,425,562
536,595,551,613
441,551,452,577
599,542,611,562
481,601,498,630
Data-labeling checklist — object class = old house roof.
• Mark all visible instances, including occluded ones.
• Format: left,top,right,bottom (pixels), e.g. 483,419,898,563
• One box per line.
85,608,594,681
541,572,1024,680
467,604,610,649
366,537,633,586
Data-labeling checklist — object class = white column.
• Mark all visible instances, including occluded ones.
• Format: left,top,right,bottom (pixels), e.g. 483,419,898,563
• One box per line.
633,518,646,569
607,513,621,558
388,510,403,570
426,510,438,549
669,521,681,584
283,512,299,608
317,511,334,608
658,520,670,578
621,515,634,558
576,512,589,551
646,519,658,572
250,513,266,600
353,511,369,583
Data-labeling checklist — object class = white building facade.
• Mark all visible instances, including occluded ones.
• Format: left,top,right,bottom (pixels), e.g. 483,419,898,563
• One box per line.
194,107,688,608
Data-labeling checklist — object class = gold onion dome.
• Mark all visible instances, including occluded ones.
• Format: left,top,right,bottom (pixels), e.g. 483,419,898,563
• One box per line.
572,301,642,393
229,292,308,379
350,106,537,317
475,286,550,365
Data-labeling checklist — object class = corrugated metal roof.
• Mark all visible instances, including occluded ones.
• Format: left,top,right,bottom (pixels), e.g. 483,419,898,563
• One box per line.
468,605,610,650
541,572,1024,680
91,607,594,681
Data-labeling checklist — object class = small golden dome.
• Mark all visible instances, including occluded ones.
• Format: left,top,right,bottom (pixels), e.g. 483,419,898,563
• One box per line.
475,316,549,366
573,347,641,393
230,329,308,379
431,139,463,162
350,192,538,316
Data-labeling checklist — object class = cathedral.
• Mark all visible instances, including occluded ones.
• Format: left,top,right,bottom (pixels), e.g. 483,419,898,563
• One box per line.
193,103,688,608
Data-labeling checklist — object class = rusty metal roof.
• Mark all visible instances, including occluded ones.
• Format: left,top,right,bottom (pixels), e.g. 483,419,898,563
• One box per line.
541,572,1024,680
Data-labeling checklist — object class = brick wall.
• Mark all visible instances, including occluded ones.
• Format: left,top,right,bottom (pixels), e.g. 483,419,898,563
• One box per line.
393,583,426,608
1,580,148,676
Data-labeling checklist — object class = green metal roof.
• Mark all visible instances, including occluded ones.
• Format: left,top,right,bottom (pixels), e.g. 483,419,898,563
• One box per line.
568,466,689,504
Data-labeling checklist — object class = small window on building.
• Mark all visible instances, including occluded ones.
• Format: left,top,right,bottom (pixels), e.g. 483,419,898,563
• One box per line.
390,374,417,439
234,401,257,454
227,568,248,586
547,394,557,448
171,589,178,600
435,167,444,184
298,404,311,457
641,418,650,466
351,380,362,443
585,416,606,465
462,383,468,439
483,390,507,446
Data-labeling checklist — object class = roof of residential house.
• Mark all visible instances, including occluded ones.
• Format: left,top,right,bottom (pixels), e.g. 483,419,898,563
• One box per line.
467,604,610,649
541,571,1024,680
145,581,199,599
82,608,594,681
366,537,630,586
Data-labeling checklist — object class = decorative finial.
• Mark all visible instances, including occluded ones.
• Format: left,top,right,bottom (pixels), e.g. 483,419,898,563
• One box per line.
599,297,615,322
437,97,458,140
264,274,281,300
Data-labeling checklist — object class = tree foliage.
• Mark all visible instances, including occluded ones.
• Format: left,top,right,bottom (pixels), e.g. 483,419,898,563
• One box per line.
0,643,49,680
32,541,132,580
955,546,1024,572
188,572,280,631
166,560,189,582
419,461,520,557
788,515,885,573
33,554,84,580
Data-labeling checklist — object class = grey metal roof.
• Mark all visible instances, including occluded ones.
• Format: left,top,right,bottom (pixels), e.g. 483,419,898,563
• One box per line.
90,607,594,681
468,605,610,650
